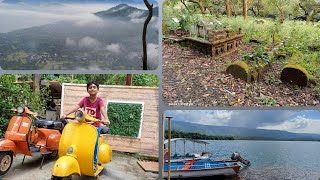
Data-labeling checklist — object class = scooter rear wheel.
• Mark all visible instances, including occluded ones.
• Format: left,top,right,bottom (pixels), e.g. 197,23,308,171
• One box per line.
0,151,13,175
51,176,72,180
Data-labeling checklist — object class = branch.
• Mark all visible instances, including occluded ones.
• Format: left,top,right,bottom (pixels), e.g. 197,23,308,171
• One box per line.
142,0,153,70
298,3,308,16
180,0,191,13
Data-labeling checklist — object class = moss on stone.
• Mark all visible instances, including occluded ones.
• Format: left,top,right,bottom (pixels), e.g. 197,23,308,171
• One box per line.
226,61,251,82
280,64,314,87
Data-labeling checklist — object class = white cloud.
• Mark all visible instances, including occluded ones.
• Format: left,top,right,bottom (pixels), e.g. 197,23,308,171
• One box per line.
78,36,101,50
65,37,76,46
128,10,144,18
166,110,233,126
127,52,140,60
130,18,145,23
105,43,121,54
257,116,320,134
147,43,158,59
74,14,104,27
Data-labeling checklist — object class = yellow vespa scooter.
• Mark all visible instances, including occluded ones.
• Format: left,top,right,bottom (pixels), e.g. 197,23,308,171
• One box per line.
51,110,112,179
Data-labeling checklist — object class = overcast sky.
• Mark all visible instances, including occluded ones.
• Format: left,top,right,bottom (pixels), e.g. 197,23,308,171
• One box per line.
164,110,320,134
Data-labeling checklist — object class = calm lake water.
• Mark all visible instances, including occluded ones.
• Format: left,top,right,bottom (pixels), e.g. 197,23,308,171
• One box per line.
168,140,320,180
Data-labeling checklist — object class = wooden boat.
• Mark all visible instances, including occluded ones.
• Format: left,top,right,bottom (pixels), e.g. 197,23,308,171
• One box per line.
163,138,250,178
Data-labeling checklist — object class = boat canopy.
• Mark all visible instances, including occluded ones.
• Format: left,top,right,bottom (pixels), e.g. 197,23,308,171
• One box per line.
164,138,209,145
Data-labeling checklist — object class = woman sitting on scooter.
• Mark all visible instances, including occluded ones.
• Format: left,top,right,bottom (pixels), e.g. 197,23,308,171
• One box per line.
62,80,110,171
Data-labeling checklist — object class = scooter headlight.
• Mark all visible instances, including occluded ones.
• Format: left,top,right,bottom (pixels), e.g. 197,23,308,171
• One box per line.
75,110,84,121
17,106,25,114
67,147,74,154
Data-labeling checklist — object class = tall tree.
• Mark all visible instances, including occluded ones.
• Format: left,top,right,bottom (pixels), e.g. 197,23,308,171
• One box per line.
142,0,153,70
243,0,248,20
189,0,206,14
225,0,232,17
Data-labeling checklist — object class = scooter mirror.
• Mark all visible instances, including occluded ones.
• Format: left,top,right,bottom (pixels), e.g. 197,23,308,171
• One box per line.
17,106,25,114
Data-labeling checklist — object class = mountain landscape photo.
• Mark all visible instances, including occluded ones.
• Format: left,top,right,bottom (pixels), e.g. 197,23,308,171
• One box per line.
164,110,320,141
0,1,159,70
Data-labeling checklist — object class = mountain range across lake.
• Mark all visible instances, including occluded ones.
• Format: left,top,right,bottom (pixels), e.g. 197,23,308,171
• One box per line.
165,120,320,141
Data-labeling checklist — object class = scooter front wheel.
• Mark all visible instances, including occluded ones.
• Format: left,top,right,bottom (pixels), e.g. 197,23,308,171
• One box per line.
0,151,13,175
51,176,72,180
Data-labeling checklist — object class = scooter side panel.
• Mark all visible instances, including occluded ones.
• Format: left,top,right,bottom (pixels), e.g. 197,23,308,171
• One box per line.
36,128,60,151
98,142,112,164
58,122,97,176
0,139,16,155
6,116,31,134
52,155,80,177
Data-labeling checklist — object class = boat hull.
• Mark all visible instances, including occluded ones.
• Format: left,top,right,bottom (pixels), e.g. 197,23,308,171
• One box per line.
163,161,241,178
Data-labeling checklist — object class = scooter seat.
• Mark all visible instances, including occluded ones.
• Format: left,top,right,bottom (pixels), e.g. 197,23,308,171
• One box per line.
36,119,63,131
100,127,109,134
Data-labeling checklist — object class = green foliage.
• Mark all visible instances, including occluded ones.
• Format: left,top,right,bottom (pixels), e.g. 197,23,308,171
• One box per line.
164,130,235,140
0,74,50,137
259,97,277,106
132,74,158,87
243,46,275,65
107,102,143,138
39,74,158,87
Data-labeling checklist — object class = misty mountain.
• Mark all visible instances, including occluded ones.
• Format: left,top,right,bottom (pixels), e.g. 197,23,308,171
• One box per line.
94,3,159,20
165,120,320,141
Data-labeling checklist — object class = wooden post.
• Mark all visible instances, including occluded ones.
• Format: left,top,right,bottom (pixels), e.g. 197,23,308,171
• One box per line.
126,74,133,86
166,116,173,180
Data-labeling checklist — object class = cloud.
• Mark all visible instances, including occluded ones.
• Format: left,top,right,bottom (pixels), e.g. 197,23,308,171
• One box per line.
257,116,320,134
74,14,105,27
78,36,101,50
0,4,113,33
128,10,144,18
165,110,233,126
65,37,76,46
165,110,320,134
127,52,140,60
105,43,121,54
130,18,145,23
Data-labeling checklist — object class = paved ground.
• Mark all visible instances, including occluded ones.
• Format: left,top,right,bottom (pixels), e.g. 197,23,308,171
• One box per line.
1,152,159,180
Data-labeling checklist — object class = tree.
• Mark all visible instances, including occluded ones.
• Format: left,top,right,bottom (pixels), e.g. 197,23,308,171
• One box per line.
243,0,248,20
225,0,232,17
297,0,320,23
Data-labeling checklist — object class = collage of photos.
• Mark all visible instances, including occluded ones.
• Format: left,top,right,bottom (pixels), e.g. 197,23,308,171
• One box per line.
0,0,319,180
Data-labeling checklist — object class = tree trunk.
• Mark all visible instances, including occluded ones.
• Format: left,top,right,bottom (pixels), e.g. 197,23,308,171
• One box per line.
243,0,247,21
126,74,133,86
189,0,206,14
142,0,153,70
32,74,40,93
277,5,285,24
225,0,231,17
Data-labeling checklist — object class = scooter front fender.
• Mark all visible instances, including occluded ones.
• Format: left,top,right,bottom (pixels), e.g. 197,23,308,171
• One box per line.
52,156,80,177
0,139,16,156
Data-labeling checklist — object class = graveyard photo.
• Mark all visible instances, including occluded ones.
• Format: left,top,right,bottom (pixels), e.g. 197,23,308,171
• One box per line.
162,0,320,107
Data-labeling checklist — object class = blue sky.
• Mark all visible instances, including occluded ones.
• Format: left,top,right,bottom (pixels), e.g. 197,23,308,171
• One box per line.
165,110,320,134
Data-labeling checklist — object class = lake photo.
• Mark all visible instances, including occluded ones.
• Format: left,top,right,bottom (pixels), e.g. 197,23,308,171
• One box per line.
0,0,159,70
164,110,320,180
